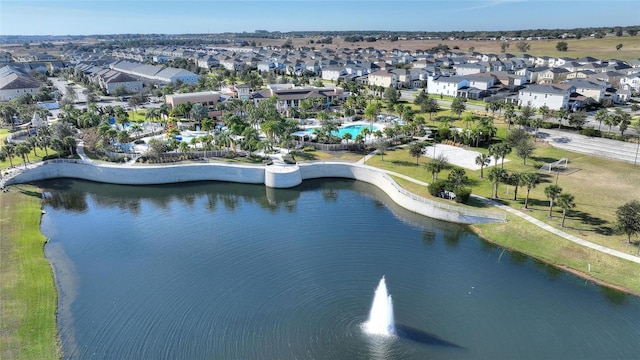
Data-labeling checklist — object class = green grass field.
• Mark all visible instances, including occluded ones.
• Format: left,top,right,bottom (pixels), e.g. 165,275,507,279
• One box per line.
0,186,60,359
0,129,57,170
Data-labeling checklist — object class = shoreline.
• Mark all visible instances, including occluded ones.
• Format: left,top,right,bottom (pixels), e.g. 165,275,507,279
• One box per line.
1,176,636,359
470,224,640,297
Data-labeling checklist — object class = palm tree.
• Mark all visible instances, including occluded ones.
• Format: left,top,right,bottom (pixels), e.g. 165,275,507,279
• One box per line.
342,132,352,146
447,168,468,188
364,103,378,131
408,142,424,165
475,153,491,178
129,123,143,141
557,193,576,227
556,108,569,129
508,172,523,201
49,138,65,158
544,184,563,217
603,112,618,135
37,125,51,157
489,143,511,169
522,173,539,209
201,118,214,135
63,136,76,156
487,167,507,199
26,136,39,157
15,143,31,168
503,103,516,129
427,154,448,182
594,109,608,131
1,143,16,168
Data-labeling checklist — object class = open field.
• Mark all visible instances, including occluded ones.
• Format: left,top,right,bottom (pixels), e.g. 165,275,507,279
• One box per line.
245,35,640,61
0,186,59,360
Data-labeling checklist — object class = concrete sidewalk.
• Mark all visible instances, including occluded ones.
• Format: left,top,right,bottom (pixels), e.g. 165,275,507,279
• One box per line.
362,145,640,264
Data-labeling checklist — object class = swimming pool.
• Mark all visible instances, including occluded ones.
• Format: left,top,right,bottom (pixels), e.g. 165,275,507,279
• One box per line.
307,124,379,138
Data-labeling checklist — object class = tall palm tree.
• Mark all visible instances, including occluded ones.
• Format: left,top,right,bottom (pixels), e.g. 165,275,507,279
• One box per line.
603,112,618,135
129,123,143,141
508,172,523,201
1,143,16,168
594,109,608,131
15,143,31,167
557,193,576,227
522,173,539,209
555,108,569,129
475,153,491,178
201,118,214,135
488,167,507,199
544,184,563,217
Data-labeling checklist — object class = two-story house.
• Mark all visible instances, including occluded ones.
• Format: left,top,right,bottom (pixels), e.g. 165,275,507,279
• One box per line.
517,84,573,110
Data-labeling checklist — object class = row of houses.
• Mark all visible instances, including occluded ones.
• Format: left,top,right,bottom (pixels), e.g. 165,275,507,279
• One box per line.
0,65,42,101
71,60,200,95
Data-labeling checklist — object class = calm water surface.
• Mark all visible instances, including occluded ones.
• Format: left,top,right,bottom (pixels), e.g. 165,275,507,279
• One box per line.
40,179,640,359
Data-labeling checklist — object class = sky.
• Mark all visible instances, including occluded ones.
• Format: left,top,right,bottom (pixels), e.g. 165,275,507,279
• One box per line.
1,0,639,36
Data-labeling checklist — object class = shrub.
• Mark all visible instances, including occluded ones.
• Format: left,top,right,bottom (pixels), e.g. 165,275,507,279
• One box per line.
453,187,472,204
427,179,448,197
578,128,601,137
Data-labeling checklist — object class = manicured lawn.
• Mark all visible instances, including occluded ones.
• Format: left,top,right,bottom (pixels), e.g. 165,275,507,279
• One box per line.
0,130,57,170
363,125,640,293
0,186,59,359
127,109,147,122
472,215,640,294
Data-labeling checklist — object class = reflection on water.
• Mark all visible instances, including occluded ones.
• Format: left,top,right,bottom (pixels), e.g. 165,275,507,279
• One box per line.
39,178,640,360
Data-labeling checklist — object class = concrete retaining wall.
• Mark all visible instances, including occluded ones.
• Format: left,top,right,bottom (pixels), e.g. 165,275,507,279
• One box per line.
5,161,265,186
4,160,505,224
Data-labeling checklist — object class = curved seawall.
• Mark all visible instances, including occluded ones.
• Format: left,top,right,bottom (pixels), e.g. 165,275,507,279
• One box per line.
4,160,505,224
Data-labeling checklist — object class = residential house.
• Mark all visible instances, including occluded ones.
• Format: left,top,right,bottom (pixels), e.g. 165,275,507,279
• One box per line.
426,76,470,97
591,71,624,88
566,69,596,80
453,63,485,76
515,66,548,84
563,79,606,102
93,69,143,94
368,69,400,89
620,72,640,92
0,66,41,101
517,84,573,110
321,66,346,81
537,68,570,84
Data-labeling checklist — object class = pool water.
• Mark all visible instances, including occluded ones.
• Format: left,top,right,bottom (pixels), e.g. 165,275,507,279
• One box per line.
308,124,379,139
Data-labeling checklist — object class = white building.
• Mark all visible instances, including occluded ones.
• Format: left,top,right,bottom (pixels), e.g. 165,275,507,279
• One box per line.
426,76,470,97
517,84,572,110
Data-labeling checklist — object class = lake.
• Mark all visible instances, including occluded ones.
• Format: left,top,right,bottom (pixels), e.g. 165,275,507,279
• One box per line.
40,179,640,359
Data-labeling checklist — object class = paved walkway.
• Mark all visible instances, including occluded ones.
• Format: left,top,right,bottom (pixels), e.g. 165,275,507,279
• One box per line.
473,195,640,264
358,147,640,264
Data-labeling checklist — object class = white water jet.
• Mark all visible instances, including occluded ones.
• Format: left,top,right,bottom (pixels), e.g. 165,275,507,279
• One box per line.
364,276,395,336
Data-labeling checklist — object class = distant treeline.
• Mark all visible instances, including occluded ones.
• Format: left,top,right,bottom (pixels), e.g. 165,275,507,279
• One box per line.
1,25,638,46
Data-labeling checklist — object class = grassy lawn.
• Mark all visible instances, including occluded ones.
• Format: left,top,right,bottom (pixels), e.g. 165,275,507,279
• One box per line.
1,130,58,170
472,215,640,294
0,186,59,359
127,109,148,122
363,126,640,293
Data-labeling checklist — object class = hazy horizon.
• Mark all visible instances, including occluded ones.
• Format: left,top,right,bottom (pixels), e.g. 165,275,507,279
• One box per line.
1,0,638,36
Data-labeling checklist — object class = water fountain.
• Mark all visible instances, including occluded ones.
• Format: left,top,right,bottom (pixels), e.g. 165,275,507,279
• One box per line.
364,276,395,336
